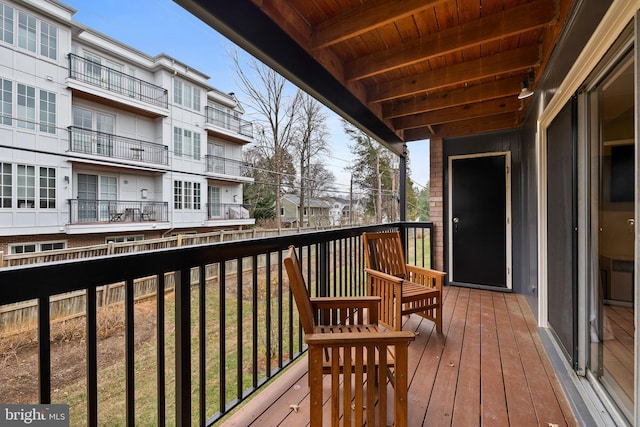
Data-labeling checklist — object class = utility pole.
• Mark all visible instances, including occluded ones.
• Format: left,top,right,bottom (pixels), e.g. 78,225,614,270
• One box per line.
349,175,353,225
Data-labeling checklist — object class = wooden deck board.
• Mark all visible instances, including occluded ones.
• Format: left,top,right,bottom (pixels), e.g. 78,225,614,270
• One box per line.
222,286,578,427
451,288,481,427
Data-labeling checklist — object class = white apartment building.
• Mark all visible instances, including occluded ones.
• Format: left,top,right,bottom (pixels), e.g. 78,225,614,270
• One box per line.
0,0,255,255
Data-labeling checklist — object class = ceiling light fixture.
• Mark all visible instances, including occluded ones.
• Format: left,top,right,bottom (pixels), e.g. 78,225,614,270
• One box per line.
518,72,534,100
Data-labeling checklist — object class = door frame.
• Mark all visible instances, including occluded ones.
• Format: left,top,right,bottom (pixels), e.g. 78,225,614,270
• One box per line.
447,151,512,290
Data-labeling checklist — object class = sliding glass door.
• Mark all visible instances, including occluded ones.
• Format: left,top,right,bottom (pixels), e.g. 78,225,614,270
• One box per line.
589,48,635,422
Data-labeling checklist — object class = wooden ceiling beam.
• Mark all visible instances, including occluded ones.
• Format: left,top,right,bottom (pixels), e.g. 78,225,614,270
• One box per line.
311,0,449,50
345,0,555,81
382,76,522,119
368,44,540,103
392,96,523,130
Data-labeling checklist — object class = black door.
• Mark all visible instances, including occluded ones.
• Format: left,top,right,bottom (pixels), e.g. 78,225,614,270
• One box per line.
451,154,508,288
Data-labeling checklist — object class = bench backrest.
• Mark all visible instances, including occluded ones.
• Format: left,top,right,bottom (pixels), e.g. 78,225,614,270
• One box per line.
283,246,315,334
362,231,408,279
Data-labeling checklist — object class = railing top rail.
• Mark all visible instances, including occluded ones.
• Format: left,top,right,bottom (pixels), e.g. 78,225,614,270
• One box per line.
68,53,167,94
0,222,433,305
68,126,168,150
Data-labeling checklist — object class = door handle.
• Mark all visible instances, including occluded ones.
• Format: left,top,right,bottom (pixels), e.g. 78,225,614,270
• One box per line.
453,217,459,232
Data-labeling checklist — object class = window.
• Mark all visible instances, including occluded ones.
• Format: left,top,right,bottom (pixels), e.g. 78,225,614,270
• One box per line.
173,79,182,104
0,162,11,208
184,182,192,209
40,242,64,251
39,167,55,208
173,78,200,110
184,84,192,110
183,129,192,159
106,235,143,243
17,10,35,52
193,133,201,160
174,127,201,159
17,83,35,129
0,78,11,125
39,90,55,133
193,88,200,111
40,21,56,59
1,5,56,58
173,126,182,156
194,183,201,209
17,164,35,208
174,180,200,210
10,241,65,254
0,3,13,45
0,163,56,209
173,180,182,209
11,244,35,254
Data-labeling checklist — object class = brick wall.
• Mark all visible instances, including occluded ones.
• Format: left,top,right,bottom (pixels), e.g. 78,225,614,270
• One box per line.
429,138,444,272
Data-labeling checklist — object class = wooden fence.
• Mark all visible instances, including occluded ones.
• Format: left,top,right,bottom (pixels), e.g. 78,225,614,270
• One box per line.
0,227,330,338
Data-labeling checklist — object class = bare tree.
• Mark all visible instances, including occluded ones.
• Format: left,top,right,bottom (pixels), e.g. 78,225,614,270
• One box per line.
293,93,330,227
232,50,300,229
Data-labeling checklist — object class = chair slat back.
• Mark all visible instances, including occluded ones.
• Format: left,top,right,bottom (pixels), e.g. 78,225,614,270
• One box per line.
284,246,316,334
362,231,407,278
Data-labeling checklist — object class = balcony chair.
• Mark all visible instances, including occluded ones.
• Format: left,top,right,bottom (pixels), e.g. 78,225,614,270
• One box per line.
362,231,445,333
108,203,124,222
284,245,414,427
141,205,155,221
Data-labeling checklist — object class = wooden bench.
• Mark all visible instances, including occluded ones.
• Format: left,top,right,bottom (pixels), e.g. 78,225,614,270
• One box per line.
284,245,415,426
363,231,445,332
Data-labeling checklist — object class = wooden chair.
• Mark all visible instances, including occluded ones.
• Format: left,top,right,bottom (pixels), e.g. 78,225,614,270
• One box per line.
284,245,415,427
362,231,445,333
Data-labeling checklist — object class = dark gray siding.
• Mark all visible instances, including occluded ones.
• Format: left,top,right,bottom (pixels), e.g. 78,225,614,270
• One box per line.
442,0,614,319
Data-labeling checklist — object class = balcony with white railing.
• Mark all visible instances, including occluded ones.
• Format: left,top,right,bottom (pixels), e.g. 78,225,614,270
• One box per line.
67,199,168,225
68,127,169,166
204,155,253,182
204,105,254,143
67,54,169,117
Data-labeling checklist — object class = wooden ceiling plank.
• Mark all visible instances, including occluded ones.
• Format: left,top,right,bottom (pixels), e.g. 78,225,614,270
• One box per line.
368,44,540,103
382,76,522,118
345,0,554,81
434,111,521,138
311,0,449,50
392,96,522,129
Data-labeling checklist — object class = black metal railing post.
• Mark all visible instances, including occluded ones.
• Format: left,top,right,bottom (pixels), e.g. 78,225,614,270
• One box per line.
125,278,135,426
156,273,166,426
174,268,191,426
38,296,51,404
86,287,98,426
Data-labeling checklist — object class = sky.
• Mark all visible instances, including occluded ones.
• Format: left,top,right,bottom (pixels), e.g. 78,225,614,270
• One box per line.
64,0,431,193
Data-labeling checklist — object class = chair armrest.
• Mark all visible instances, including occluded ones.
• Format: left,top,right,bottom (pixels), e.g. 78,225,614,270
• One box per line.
405,265,446,291
305,331,415,346
310,296,381,325
363,267,404,284
310,296,380,307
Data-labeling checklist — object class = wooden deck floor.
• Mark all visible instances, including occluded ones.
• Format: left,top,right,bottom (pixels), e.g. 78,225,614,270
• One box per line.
223,286,577,426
